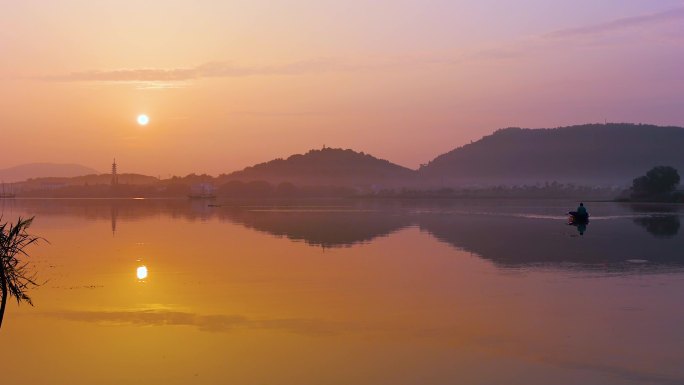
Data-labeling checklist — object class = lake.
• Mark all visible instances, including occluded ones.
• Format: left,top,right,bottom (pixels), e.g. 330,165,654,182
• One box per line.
1,198,683,385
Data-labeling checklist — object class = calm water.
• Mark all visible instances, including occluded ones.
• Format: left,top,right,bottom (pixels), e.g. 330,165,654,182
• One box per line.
1,198,683,385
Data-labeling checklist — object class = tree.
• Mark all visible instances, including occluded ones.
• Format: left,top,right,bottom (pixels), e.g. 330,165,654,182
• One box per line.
0,217,43,328
276,182,298,197
631,166,680,199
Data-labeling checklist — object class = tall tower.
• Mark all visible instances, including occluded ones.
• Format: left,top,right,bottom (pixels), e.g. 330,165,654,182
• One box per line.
111,158,119,186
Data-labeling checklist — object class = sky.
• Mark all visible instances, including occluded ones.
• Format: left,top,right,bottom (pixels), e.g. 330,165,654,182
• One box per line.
1,0,683,176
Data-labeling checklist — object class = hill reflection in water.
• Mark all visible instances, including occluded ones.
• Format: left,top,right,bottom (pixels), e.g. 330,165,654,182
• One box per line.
2,198,683,270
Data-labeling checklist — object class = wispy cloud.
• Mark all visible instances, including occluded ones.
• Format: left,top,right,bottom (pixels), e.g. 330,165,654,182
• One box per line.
40,58,387,83
46,308,349,335
545,7,684,39
38,54,457,84
36,7,684,85
469,6,684,62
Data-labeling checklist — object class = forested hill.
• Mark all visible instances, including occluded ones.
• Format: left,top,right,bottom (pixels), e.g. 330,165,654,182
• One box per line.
419,124,684,185
223,147,416,187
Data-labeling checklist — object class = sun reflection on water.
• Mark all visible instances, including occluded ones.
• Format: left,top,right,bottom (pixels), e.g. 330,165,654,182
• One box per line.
136,265,148,280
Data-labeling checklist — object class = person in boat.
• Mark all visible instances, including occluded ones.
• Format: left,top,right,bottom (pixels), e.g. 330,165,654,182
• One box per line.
576,203,587,217
568,203,589,222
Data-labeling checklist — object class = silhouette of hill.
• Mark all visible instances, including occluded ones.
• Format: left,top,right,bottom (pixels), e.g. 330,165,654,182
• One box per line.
420,123,684,186
222,147,416,188
0,163,99,182
9,123,684,193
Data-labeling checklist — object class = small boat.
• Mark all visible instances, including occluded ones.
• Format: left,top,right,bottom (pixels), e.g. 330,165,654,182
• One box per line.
568,211,589,223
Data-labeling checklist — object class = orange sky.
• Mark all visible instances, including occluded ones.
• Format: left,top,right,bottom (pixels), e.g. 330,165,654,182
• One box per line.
2,0,684,175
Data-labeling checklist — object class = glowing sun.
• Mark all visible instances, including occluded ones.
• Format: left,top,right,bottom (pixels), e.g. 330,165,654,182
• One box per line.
137,114,150,126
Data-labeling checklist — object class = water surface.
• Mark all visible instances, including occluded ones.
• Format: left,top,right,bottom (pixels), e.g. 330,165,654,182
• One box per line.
1,198,683,385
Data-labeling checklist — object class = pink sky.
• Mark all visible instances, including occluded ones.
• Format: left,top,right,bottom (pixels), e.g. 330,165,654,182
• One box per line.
1,0,683,175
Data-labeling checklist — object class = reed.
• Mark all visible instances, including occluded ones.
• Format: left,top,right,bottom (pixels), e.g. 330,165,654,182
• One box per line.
0,217,43,328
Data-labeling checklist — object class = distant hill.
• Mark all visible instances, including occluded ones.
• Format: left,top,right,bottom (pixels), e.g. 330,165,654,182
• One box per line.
17,173,160,190
0,163,99,182
222,147,417,188
8,123,684,192
419,123,684,186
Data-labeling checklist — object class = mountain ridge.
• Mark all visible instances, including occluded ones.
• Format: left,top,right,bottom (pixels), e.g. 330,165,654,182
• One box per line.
0,163,100,183
6,123,684,188
419,123,684,185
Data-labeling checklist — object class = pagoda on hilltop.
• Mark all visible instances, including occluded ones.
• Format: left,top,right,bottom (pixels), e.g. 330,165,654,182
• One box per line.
111,158,119,186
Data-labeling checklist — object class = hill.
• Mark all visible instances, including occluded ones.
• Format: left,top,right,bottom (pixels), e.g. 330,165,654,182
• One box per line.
419,123,684,186
0,163,99,182
15,173,166,198
222,147,417,189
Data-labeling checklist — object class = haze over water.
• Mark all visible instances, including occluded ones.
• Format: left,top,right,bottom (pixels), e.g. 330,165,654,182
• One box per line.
1,198,683,385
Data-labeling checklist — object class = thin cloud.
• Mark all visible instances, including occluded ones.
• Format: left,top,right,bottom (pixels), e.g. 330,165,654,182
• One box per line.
39,55,454,83
134,81,192,90
546,7,684,39
37,7,684,83
41,58,379,83
469,6,684,62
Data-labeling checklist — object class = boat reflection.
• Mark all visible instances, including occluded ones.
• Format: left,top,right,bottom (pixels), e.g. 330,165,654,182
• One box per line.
568,219,588,236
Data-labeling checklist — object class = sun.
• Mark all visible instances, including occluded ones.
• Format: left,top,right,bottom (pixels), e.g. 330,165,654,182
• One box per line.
137,114,150,126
